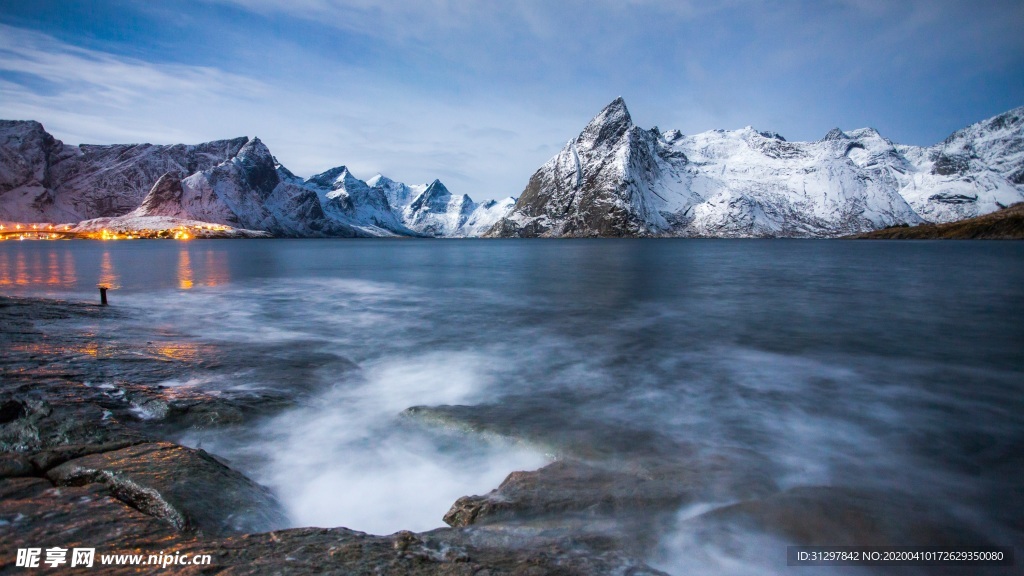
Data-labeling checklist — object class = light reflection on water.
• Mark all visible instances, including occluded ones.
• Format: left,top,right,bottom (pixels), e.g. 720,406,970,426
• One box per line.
178,249,193,290
0,241,234,294
99,250,119,289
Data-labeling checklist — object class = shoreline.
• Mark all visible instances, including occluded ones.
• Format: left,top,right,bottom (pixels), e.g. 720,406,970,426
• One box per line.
0,295,666,575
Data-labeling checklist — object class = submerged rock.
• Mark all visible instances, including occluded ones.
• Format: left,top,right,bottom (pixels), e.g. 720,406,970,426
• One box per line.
676,485,993,547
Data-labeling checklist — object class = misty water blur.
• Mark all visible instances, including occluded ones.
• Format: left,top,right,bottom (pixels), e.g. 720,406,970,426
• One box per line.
2,238,1022,574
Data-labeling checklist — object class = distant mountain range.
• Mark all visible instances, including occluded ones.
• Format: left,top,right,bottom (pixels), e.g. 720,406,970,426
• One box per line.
1,100,1021,238
486,98,1024,237
0,120,510,237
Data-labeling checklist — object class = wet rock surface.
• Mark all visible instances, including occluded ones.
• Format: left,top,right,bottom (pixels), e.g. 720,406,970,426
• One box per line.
409,402,778,556
0,477,179,555
168,527,669,576
47,441,289,536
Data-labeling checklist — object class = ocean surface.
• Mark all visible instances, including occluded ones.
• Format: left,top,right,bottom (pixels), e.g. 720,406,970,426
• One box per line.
2,238,1022,573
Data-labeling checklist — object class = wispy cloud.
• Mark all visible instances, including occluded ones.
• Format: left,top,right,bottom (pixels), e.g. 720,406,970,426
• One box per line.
0,23,267,143
0,22,571,199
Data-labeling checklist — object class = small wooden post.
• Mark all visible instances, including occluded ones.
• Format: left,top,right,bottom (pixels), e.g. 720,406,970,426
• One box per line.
99,285,108,306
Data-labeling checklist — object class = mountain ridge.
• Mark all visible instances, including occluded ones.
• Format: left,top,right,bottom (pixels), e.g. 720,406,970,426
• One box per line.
3,103,1022,239
0,122,512,238
485,100,1024,238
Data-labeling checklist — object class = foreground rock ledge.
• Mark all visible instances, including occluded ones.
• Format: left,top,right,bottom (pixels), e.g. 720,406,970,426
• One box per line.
0,473,666,575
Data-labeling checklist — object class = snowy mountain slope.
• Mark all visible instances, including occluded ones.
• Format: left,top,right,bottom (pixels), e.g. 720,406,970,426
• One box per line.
895,107,1024,222
305,166,414,236
366,174,425,214
0,120,246,223
130,139,364,237
363,174,514,237
486,100,1024,238
392,179,512,237
0,120,513,237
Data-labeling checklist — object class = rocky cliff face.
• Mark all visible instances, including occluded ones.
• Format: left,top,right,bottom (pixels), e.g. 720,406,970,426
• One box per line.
486,100,1024,238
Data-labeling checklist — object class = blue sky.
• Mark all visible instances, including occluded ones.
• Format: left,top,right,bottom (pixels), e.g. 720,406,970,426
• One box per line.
1,0,1022,201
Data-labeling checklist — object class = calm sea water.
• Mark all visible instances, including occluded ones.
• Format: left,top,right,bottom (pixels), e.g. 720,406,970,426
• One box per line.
2,239,1022,573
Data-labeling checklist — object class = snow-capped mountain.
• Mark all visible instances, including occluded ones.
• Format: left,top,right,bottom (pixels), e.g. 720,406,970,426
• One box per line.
0,120,246,223
385,178,516,237
305,166,414,236
486,99,1024,237
0,121,515,237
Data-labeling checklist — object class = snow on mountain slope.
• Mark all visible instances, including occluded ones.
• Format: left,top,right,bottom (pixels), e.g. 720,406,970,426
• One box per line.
393,179,511,237
366,174,425,213
895,107,1024,223
0,120,513,237
0,120,247,223
486,100,1024,238
305,167,414,236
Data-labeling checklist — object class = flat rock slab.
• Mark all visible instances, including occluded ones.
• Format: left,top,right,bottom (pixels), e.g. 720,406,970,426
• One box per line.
46,441,288,536
445,460,693,527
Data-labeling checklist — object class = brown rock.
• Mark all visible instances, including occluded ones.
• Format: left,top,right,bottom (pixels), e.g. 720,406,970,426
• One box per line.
46,441,288,536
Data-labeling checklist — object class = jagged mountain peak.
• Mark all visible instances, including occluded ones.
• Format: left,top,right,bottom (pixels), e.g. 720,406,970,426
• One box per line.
306,165,360,190
409,179,452,212
236,137,275,165
366,173,392,188
423,179,449,194
580,97,634,148
822,127,848,141
0,119,47,135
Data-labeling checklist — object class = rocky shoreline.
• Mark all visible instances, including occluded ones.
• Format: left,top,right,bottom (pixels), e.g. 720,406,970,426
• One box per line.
0,296,667,574
1,296,1012,574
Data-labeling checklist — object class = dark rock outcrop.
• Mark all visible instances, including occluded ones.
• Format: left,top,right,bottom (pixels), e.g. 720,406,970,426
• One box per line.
47,441,288,536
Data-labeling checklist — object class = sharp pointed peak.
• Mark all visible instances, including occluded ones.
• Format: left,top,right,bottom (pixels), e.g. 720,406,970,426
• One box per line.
590,97,631,125
579,97,634,146
367,173,393,187
306,165,361,189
